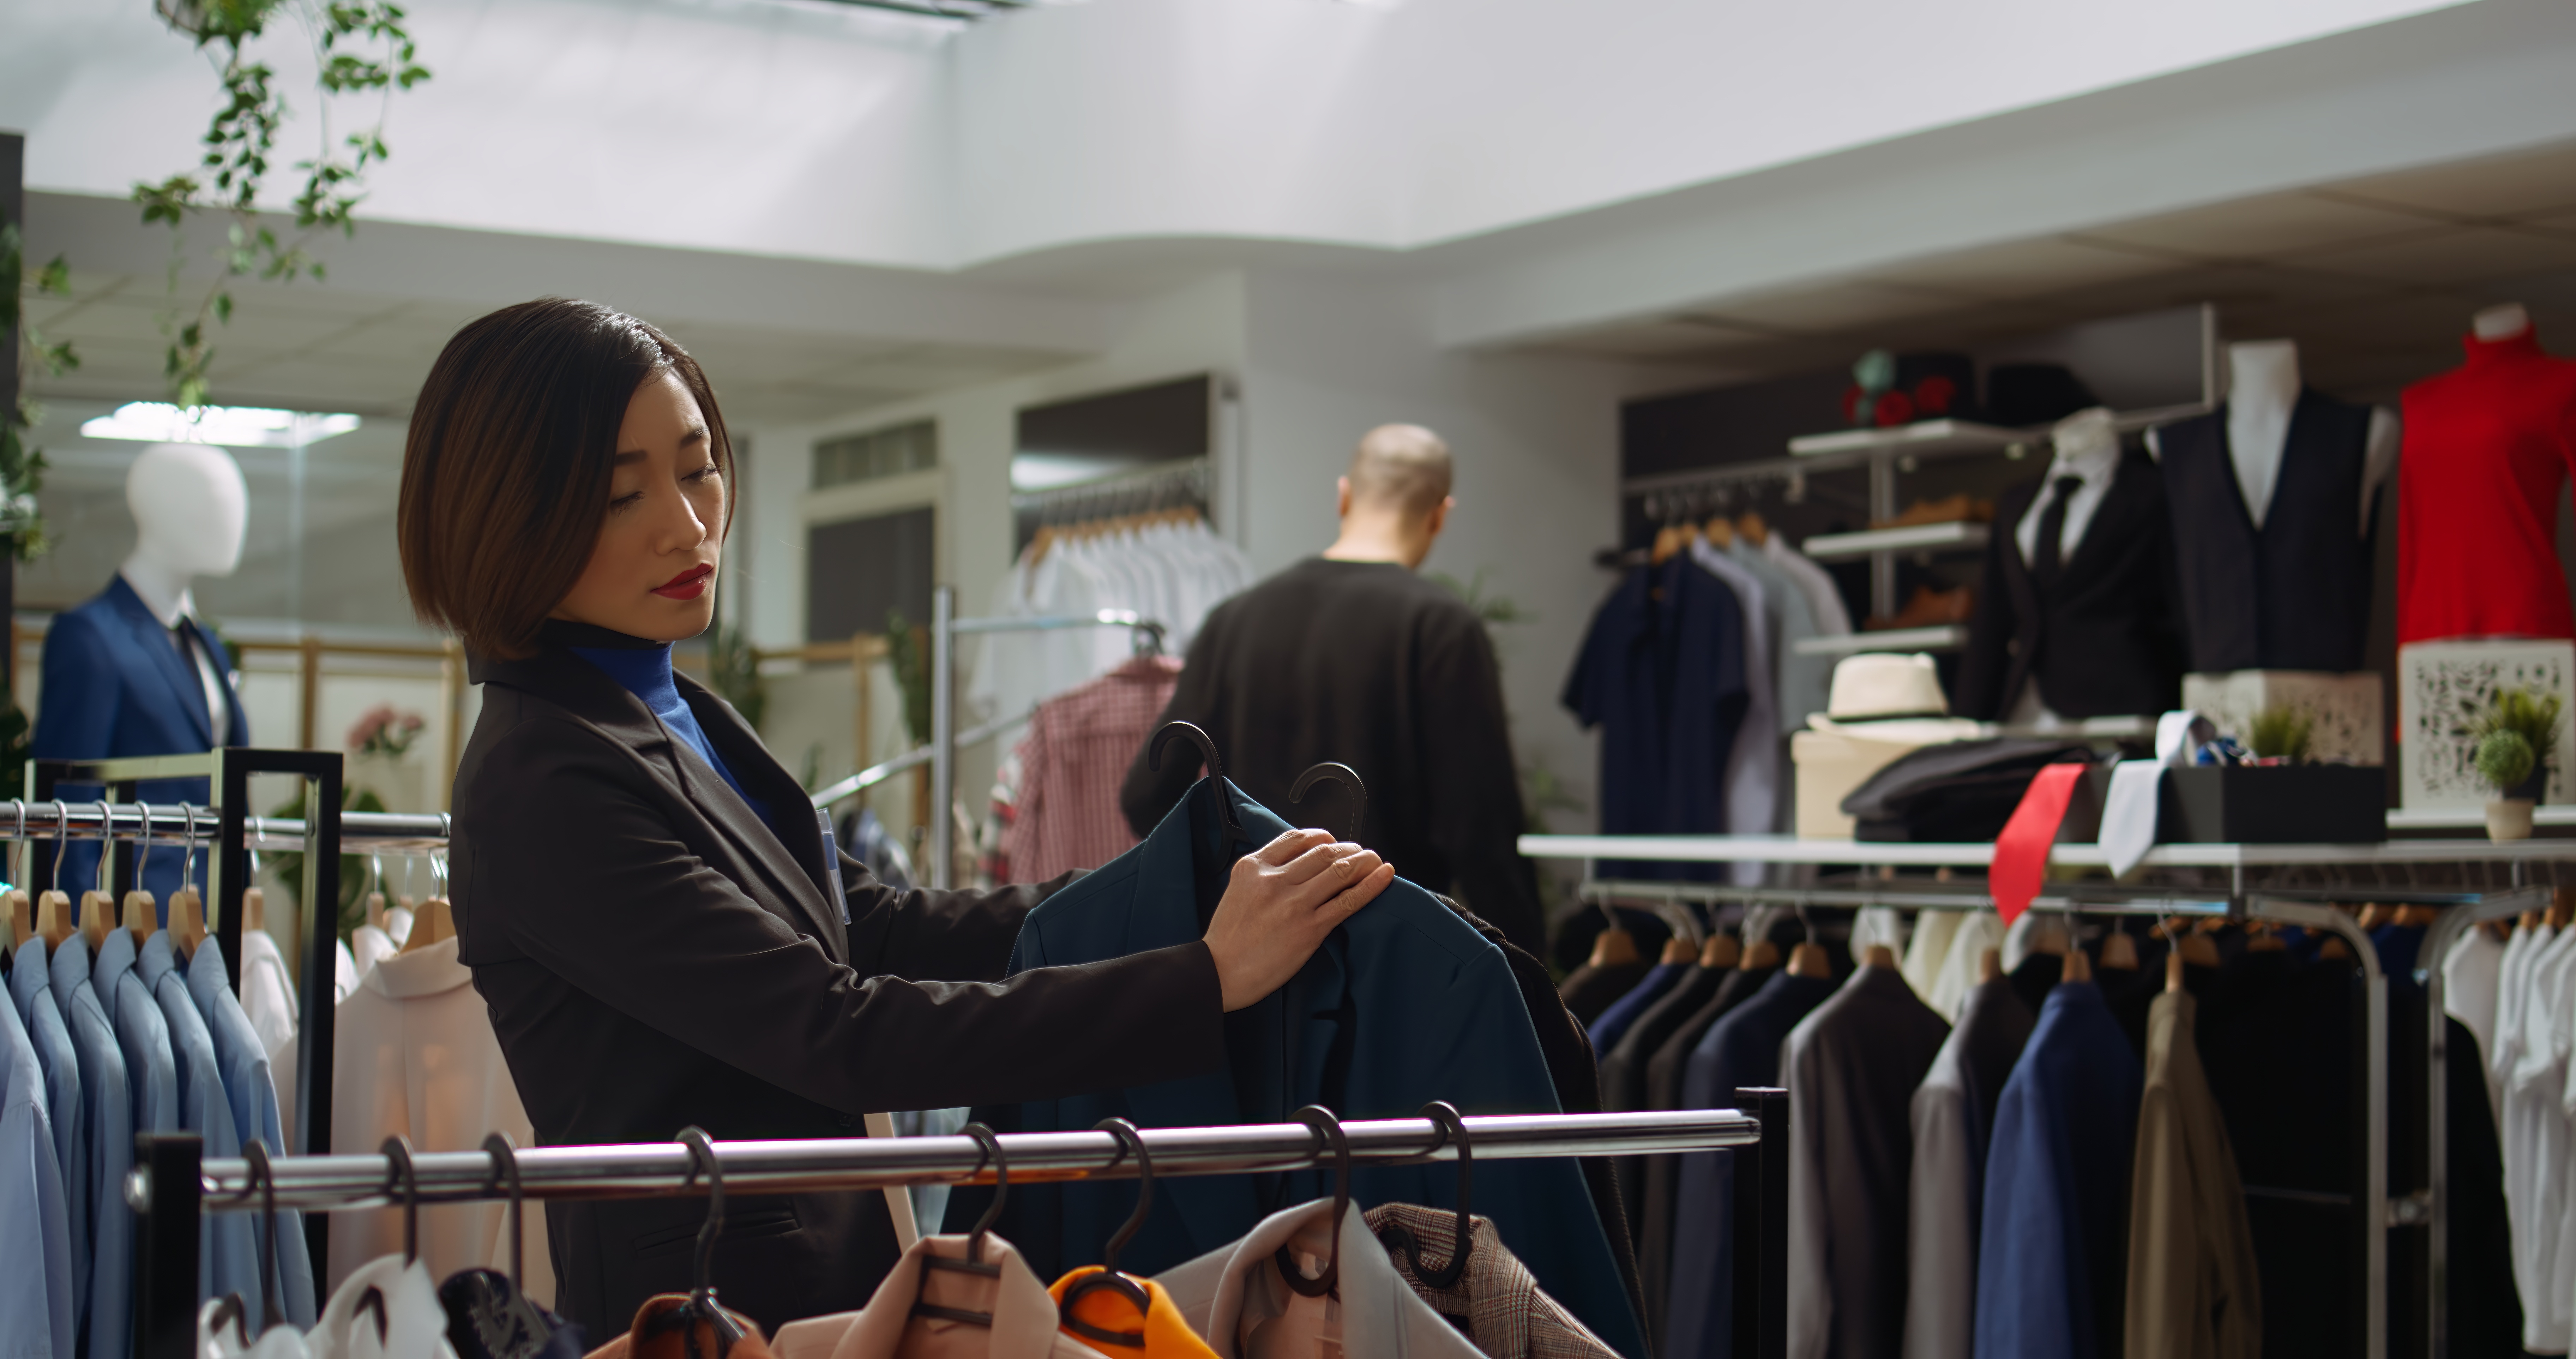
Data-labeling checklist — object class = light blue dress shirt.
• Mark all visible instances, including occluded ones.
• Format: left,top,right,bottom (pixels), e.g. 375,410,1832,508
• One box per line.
50,936,131,1359
186,939,317,1327
0,950,76,1359
11,937,84,1328
92,929,179,1141
137,931,259,1308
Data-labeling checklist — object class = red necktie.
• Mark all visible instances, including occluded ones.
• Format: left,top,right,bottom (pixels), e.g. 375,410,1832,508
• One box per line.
1991,761,2088,927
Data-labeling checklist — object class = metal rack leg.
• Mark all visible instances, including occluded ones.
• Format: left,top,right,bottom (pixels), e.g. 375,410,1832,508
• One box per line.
1730,1086,1788,1359
133,1132,202,1359
929,585,954,891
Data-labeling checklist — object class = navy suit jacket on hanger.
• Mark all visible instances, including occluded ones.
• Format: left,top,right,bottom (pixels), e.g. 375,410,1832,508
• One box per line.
31,575,248,902
948,777,1647,1359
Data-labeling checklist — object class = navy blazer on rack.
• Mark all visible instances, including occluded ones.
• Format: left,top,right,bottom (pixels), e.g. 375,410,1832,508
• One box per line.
31,575,248,899
947,778,1648,1359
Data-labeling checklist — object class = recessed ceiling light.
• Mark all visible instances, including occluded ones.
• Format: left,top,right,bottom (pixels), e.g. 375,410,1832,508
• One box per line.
80,402,362,448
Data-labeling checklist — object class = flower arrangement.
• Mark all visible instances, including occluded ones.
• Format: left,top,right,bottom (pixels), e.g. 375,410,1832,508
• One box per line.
348,705,426,759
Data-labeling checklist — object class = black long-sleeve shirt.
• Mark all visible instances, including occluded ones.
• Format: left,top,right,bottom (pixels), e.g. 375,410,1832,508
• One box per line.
1119,556,1545,954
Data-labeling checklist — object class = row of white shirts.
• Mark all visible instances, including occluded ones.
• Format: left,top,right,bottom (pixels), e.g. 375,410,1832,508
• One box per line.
2448,922,2576,1355
968,520,1253,724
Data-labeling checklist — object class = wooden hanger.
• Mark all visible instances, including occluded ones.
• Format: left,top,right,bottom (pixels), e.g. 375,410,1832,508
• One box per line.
2394,904,2438,929
167,887,206,960
35,891,71,951
1742,936,1781,969
243,886,265,933
78,891,115,953
1736,511,1769,546
1862,942,1898,969
1590,923,1640,968
2060,939,2094,983
1659,934,1697,965
2098,926,2140,971
1977,947,2002,983
2165,946,2186,993
1703,515,1735,549
1700,932,1740,968
1787,939,1832,978
399,897,454,955
121,889,158,945
2356,902,2391,931
4,889,25,950
366,890,387,934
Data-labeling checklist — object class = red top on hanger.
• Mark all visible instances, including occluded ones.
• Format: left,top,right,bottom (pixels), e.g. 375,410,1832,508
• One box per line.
2398,329,2576,645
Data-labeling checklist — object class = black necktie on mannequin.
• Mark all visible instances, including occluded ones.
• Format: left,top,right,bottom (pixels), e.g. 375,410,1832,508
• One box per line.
2031,475,2084,590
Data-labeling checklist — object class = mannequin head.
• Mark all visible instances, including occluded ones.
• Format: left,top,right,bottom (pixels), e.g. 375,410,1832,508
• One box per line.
126,443,247,579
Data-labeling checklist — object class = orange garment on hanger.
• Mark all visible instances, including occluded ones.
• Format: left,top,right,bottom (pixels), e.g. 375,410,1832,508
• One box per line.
1049,1268,1221,1359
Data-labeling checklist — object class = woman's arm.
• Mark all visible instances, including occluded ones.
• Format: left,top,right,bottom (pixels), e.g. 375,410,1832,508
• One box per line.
459,732,1224,1114
835,854,1084,984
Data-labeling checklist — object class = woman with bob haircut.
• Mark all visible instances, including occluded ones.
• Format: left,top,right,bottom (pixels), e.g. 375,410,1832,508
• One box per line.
402,298,1395,1334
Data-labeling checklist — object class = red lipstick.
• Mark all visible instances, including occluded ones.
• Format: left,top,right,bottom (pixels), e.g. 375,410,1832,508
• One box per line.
653,564,714,601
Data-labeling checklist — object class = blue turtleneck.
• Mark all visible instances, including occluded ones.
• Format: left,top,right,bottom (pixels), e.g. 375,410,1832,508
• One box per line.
566,639,768,823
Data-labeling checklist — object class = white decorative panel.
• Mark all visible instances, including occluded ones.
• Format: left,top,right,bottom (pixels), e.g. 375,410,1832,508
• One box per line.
2399,639,2576,808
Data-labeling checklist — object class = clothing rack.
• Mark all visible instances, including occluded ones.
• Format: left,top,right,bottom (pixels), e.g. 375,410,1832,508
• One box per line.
924,586,1167,889
1550,846,2560,1359
127,1107,1790,1359
1010,457,1211,529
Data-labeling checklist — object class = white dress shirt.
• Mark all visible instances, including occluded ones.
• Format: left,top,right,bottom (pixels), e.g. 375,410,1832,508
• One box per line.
2013,426,2123,570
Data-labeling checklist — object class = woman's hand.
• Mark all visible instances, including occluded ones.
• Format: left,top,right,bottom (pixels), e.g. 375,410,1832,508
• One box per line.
1205,828,1397,1011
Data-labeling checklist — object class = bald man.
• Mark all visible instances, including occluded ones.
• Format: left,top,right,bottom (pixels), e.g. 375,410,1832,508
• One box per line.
1120,424,1545,954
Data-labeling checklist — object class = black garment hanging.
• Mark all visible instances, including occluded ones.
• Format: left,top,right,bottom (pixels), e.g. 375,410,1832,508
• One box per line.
1955,452,2189,721
1637,961,1779,1351
2156,394,2377,673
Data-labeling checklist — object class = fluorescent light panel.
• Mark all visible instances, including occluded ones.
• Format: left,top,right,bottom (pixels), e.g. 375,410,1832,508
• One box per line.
81,402,362,448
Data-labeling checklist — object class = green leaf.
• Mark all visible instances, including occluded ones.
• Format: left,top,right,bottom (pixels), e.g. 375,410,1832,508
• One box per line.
35,256,71,295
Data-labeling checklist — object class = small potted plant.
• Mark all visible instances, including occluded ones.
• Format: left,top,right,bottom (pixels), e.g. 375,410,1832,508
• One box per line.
2478,729,2538,842
2470,686,2563,802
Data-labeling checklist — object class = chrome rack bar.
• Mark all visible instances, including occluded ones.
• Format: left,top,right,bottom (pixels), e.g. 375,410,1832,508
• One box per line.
159,1109,1762,1214
809,709,1035,810
927,589,1167,889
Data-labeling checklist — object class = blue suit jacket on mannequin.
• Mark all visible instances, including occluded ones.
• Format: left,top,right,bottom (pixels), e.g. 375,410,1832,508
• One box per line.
30,575,249,905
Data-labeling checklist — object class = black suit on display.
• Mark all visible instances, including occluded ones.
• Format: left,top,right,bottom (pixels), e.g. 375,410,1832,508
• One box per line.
1956,453,2190,722
451,623,1224,1337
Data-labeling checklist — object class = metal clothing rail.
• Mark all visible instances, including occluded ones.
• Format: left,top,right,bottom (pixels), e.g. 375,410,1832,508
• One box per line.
128,1106,1792,1359
1566,858,2557,1359
926,587,1168,888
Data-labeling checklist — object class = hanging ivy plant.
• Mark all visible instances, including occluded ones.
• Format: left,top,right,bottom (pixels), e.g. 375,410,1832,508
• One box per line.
131,0,431,407
0,213,73,564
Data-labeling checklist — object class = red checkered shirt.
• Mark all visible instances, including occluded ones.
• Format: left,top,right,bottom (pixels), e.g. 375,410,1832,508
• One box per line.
1001,655,1183,882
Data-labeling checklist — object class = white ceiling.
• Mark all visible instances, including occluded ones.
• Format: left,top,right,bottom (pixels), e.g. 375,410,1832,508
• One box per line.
1525,138,2576,401
19,271,1077,424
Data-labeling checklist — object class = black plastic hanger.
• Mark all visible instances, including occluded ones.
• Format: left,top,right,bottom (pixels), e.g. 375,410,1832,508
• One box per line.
238,1139,285,1331
1059,1119,1157,1348
637,1128,750,1359
912,1124,1010,1327
1275,1106,1352,1300
381,1137,420,1265
1375,1102,1473,1288
483,1132,527,1291
1149,722,1242,838
1288,764,1367,843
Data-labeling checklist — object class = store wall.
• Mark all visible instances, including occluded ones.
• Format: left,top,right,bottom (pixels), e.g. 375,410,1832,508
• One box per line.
1235,269,1705,839
730,268,1712,848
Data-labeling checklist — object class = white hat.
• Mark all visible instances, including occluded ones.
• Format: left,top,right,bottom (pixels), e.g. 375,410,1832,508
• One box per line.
1805,652,1989,745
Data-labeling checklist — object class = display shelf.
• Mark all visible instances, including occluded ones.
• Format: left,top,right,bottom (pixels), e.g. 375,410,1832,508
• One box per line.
1516,832,2576,868
1801,519,1988,561
1787,419,2041,459
2388,804,2576,831
1791,625,1965,656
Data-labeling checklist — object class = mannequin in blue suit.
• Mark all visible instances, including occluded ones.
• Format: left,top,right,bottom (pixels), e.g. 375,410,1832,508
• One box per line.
31,443,252,907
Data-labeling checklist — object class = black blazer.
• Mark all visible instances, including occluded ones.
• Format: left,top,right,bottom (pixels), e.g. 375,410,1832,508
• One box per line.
451,625,1224,1336
1955,454,2189,721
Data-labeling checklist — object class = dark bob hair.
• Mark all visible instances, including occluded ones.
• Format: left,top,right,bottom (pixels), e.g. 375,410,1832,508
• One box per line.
399,299,734,659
